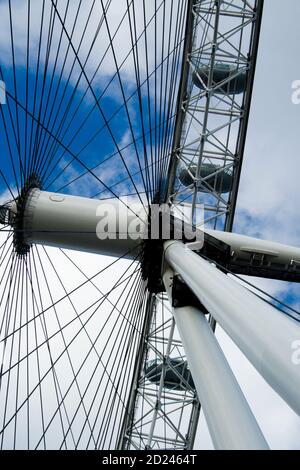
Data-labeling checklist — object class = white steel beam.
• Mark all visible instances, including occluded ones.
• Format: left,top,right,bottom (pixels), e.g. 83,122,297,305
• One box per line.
205,229,300,265
163,267,269,450
164,240,300,417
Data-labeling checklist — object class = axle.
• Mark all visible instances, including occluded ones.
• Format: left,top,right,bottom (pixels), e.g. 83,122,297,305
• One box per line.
3,187,144,258
3,186,300,282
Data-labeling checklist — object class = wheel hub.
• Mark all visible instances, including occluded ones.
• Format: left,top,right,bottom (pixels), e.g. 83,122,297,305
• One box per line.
0,174,42,257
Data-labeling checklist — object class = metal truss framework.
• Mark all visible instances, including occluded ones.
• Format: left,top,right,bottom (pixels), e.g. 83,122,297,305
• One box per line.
119,293,200,450
120,0,264,450
168,0,264,232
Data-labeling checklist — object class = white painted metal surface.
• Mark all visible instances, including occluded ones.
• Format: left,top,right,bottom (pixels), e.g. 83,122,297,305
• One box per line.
206,229,300,264
163,268,269,450
164,240,300,417
17,188,300,266
20,189,144,258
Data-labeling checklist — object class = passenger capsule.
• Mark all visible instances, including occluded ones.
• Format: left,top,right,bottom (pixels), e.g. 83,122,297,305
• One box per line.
179,163,232,194
145,358,195,391
193,64,246,95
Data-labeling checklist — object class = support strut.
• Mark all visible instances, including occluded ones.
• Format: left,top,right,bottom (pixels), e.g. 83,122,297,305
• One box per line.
164,240,300,417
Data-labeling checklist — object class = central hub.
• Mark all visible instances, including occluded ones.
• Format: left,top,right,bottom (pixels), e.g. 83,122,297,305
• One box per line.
9,174,41,257
141,205,201,293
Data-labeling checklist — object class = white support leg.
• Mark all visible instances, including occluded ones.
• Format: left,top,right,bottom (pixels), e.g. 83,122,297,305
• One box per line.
163,268,269,450
164,240,300,417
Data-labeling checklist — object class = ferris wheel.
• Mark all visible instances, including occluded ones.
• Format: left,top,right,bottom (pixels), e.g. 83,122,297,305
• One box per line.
0,0,299,450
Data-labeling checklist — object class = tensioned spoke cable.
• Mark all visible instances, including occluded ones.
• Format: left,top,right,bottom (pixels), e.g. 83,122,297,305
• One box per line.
24,255,30,449
155,0,175,193
153,0,158,195
4,89,145,222
141,0,155,199
27,0,59,179
126,0,151,201
1,244,141,343
0,264,141,379
33,0,115,179
57,249,142,329
24,254,46,449
0,233,13,264
26,250,72,449
91,152,170,200
39,0,167,191
31,0,83,175
94,277,146,449
49,0,148,210
35,245,97,447
103,279,148,449
0,253,21,449
200,252,300,324
35,0,115,180
13,256,26,449
0,253,149,448
42,22,185,193
0,101,20,198
91,282,147,450
159,0,187,191
0,250,19,347
100,0,150,206
7,0,23,188
91,276,146,447
157,0,167,193
0,68,24,192
155,0,187,195
75,273,146,449
74,273,145,449
48,113,175,196
29,248,76,449
26,0,47,184
0,255,136,446
24,0,31,180
35,0,117,179
0,116,21,198
31,260,141,449
0,0,230,451
91,1,186,204
0,244,17,333
41,247,146,448
25,0,56,178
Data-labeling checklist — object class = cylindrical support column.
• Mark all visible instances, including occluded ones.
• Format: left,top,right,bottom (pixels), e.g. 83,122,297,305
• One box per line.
164,240,300,417
18,189,145,258
163,268,269,450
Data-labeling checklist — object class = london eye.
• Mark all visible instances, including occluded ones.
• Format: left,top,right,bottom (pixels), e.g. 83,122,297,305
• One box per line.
0,0,299,450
